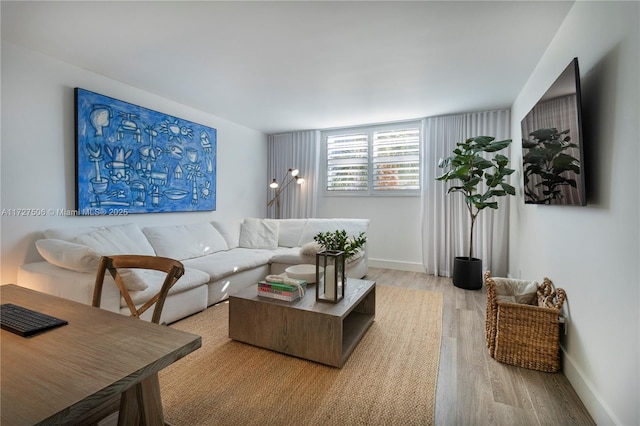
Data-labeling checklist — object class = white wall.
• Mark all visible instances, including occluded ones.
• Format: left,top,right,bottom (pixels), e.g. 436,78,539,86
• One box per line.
0,40,442,281
509,2,639,425
0,42,268,284
318,196,423,272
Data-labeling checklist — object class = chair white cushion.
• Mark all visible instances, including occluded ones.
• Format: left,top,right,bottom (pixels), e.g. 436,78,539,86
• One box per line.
143,223,228,260
35,239,101,273
239,218,279,249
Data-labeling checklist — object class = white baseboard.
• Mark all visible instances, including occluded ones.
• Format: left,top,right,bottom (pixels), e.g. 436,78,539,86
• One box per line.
368,259,424,273
562,347,618,425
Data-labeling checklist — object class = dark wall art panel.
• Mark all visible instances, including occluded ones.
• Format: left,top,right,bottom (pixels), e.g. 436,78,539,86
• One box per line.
75,88,216,215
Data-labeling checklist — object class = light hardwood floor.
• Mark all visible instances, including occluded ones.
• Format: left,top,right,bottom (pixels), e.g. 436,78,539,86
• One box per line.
363,267,595,426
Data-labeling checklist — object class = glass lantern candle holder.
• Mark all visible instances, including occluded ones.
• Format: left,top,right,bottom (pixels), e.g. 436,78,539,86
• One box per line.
315,250,345,303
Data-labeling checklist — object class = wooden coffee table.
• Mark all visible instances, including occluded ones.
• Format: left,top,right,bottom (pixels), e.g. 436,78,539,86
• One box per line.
229,278,375,367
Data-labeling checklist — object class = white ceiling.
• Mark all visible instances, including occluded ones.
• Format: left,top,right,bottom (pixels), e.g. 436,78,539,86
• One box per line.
1,1,574,134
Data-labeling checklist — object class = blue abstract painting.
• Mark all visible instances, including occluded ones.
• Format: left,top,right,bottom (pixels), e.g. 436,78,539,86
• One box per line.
75,88,216,215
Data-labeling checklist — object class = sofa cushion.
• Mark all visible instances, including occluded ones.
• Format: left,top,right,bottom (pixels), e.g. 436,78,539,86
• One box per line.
239,218,279,249
71,227,163,291
43,225,104,241
299,240,364,262
298,219,369,245
270,246,364,265
142,223,228,260
73,227,150,255
269,247,306,264
182,248,274,282
211,220,242,249
276,219,308,247
124,267,210,306
45,223,155,255
35,239,101,273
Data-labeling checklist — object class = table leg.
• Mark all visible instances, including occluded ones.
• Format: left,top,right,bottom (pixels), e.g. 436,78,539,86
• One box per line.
117,373,165,425
117,386,140,426
139,373,165,425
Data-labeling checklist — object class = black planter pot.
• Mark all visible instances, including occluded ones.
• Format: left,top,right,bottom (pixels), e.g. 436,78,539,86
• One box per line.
452,257,483,290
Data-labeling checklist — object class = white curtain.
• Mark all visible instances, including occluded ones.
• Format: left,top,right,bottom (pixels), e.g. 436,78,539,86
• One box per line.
267,130,320,219
421,109,511,277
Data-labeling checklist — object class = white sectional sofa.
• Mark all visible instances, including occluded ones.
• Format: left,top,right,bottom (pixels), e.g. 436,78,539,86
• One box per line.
17,218,369,324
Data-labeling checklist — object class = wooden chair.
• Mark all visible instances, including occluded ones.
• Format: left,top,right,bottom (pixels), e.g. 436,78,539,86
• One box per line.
92,254,185,324
87,254,185,425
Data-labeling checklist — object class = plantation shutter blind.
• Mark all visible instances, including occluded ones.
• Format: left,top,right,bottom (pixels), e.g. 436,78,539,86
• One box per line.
326,133,368,191
373,128,420,190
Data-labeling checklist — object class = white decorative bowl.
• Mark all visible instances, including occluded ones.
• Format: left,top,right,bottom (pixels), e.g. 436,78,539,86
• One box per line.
285,264,321,284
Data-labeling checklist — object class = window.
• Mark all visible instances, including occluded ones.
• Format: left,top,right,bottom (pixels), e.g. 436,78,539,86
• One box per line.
324,122,421,195
326,133,369,191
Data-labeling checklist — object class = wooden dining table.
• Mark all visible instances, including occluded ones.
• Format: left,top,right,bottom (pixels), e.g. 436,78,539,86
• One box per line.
0,284,201,425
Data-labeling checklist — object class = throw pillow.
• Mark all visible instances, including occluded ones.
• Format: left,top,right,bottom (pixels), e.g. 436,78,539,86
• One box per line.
118,269,165,293
239,218,279,249
347,248,364,263
35,239,101,273
300,241,322,257
35,238,149,292
276,219,307,247
211,220,242,249
73,227,147,255
301,241,363,263
45,223,155,255
494,278,539,305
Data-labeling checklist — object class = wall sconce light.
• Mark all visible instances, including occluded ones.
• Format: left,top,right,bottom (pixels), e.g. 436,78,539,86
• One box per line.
267,168,304,218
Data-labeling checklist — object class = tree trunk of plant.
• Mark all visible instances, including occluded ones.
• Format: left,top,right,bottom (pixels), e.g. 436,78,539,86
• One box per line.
469,215,476,261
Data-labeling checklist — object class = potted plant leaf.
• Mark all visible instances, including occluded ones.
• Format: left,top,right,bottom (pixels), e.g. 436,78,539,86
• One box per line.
313,229,367,260
436,136,515,289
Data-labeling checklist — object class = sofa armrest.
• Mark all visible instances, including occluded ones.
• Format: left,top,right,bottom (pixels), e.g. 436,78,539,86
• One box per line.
17,262,121,313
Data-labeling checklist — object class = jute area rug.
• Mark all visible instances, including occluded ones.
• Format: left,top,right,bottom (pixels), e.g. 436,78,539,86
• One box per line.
160,285,443,426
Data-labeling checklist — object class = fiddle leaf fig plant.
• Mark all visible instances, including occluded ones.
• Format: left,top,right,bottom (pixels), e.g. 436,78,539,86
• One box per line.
436,136,515,260
313,230,367,260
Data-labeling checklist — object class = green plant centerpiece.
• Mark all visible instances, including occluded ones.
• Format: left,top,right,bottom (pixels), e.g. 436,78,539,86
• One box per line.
436,136,515,289
522,127,581,204
313,229,367,260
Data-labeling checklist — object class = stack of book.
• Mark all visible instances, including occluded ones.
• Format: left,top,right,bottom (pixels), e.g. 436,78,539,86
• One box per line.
258,276,307,302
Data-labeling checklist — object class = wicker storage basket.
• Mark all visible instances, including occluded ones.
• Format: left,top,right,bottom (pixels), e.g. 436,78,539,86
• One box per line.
485,271,566,373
